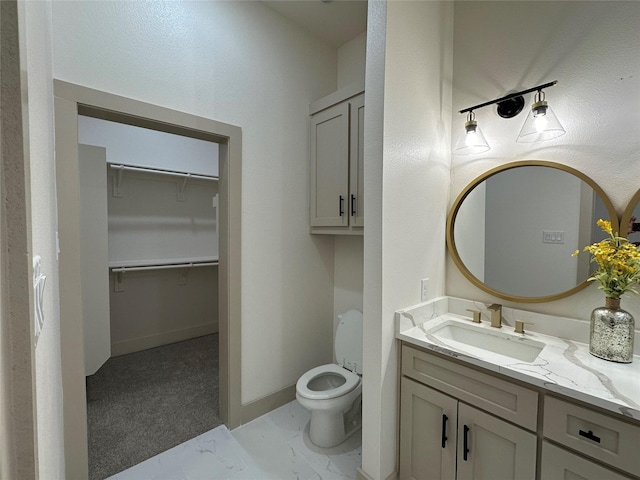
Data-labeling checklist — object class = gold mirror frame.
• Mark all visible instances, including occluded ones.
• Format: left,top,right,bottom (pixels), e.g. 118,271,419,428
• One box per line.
446,160,619,303
620,188,640,240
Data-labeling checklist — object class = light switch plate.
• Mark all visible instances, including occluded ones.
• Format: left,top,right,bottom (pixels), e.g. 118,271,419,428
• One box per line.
421,278,430,302
543,230,564,244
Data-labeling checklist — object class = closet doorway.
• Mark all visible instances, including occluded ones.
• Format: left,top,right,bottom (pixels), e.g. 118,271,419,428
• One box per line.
79,117,221,479
54,80,242,480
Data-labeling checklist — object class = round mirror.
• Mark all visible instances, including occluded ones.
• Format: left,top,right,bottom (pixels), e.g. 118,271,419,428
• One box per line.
447,161,618,303
621,188,640,246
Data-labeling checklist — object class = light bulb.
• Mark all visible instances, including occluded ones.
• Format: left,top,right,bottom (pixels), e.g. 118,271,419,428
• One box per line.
533,113,548,133
465,130,480,146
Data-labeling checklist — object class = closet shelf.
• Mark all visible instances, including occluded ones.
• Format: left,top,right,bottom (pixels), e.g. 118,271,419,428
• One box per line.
108,163,218,181
109,256,219,272
109,163,218,200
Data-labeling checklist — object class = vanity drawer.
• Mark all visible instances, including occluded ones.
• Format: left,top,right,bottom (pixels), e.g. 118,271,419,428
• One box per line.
541,441,634,480
543,395,640,475
401,344,538,430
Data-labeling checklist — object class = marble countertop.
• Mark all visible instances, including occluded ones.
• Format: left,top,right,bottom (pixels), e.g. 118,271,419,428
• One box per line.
396,296,640,422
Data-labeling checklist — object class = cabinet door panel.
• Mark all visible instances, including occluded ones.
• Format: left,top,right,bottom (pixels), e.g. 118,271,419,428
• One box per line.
399,377,457,480
457,403,536,480
310,102,349,227
349,94,365,227
541,441,633,480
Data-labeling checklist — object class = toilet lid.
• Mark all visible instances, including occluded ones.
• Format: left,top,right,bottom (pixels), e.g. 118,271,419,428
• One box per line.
335,309,363,375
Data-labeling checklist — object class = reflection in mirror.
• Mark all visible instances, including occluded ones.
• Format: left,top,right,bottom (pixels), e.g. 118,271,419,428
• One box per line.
621,188,640,247
447,161,618,302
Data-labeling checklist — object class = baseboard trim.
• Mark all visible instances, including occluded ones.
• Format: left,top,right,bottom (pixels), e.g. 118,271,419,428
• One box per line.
240,384,297,425
111,322,218,356
357,468,398,480
357,468,373,480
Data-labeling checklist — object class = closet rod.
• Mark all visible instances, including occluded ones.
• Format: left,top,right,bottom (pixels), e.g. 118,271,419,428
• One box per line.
109,163,218,181
111,262,218,273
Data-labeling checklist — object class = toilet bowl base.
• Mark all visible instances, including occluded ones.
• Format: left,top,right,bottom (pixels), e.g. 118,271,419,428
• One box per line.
307,394,362,448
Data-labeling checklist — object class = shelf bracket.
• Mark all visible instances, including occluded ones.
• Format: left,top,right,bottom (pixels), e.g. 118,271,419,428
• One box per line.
112,165,125,198
212,194,219,232
178,264,192,286
114,271,125,292
177,174,191,202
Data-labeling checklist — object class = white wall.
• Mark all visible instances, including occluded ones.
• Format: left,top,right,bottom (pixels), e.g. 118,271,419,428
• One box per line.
447,1,640,321
78,116,219,176
338,31,367,89
362,2,454,478
333,236,364,335
51,0,338,405
19,0,66,478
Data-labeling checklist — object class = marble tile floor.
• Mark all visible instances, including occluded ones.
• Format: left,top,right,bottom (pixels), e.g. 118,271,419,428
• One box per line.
107,400,362,480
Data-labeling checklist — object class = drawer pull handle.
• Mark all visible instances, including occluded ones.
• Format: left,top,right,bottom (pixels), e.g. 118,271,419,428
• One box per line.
339,195,345,216
463,425,470,461
441,414,448,448
351,194,357,216
579,429,601,443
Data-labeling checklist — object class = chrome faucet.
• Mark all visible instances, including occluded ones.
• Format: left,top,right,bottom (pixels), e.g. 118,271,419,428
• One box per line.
487,304,502,328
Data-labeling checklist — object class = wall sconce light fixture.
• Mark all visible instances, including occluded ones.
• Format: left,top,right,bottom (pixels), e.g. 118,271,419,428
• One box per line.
454,80,565,155
453,111,490,155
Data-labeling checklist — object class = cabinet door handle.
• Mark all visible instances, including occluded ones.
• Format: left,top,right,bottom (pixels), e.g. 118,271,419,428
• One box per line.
339,195,344,216
351,194,357,216
579,429,601,443
463,425,470,461
441,414,448,448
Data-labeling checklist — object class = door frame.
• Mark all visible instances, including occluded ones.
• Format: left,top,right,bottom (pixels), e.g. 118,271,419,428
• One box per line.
53,80,242,478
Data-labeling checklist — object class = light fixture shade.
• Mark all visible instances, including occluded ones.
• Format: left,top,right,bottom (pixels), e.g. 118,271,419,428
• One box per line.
516,100,565,143
454,118,490,155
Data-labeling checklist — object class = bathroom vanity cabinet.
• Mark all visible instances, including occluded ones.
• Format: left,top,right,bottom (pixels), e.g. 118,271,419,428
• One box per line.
399,345,537,480
309,87,364,235
399,343,640,480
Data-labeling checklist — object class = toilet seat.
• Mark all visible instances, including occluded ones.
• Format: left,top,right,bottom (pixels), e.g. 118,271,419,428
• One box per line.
296,364,360,401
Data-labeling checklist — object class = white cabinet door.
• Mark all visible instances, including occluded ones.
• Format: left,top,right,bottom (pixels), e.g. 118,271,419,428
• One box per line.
399,377,457,480
456,403,536,480
309,101,349,227
349,94,365,227
541,442,634,480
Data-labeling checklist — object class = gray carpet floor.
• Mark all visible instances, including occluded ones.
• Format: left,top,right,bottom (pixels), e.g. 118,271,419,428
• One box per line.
86,334,221,480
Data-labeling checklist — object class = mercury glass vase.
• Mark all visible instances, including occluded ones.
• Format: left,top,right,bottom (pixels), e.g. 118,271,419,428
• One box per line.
589,297,635,363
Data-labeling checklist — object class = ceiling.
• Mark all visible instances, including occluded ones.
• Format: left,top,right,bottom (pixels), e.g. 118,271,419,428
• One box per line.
261,0,368,49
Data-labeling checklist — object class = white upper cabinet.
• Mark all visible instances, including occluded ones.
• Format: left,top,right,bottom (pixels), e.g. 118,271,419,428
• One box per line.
309,89,364,234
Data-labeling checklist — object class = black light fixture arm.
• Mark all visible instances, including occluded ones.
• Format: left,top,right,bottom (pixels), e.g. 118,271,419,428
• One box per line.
458,80,558,114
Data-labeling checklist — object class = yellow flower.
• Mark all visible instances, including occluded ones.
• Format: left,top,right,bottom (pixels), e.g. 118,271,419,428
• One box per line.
597,219,613,235
573,219,640,299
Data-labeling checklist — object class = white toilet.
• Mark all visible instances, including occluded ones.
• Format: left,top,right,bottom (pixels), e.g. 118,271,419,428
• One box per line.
296,309,363,448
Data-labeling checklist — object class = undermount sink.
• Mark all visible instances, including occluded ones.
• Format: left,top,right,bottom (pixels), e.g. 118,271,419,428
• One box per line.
426,320,545,362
